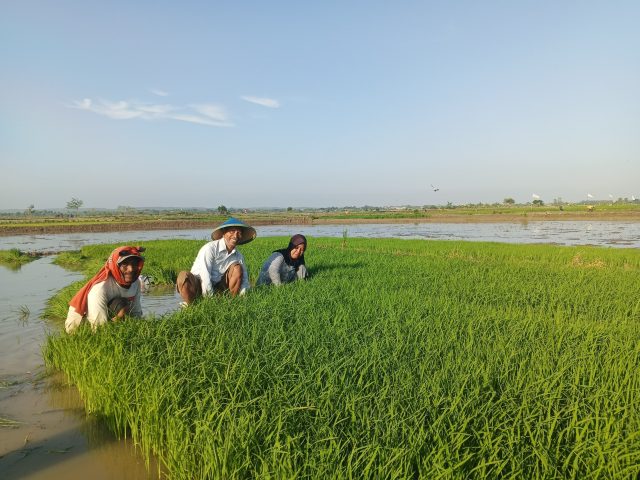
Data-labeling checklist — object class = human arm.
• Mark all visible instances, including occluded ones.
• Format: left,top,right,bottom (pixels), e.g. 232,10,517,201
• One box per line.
65,307,83,333
296,264,309,280
129,286,143,317
239,262,250,294
194,244,216,295
85,282,110,329
267,253,285,286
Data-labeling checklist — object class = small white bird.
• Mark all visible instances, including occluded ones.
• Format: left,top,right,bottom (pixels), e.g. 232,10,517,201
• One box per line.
633,195,637,201
532,193,540,200
430,184,440,192
587,193,594,199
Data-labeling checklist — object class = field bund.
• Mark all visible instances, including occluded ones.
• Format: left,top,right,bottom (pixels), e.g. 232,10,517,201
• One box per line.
44,238,640,479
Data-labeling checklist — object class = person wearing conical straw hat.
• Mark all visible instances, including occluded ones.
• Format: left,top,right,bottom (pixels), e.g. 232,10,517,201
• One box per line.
65,246,146,333
176,217,256,305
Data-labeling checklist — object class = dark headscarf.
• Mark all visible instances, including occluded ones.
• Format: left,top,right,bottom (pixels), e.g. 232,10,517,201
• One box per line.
275,234,307,270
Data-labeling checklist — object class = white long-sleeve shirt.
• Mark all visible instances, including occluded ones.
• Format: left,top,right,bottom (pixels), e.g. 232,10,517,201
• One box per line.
190,238,250,295
65,277,142,333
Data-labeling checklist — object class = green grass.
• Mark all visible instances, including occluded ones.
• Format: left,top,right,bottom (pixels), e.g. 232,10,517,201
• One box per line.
0,248,38,269
44,238,640,479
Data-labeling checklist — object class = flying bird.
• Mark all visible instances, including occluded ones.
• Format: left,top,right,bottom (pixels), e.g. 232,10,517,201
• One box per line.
587,193,594,199
430,184,440,192
532,193,540,200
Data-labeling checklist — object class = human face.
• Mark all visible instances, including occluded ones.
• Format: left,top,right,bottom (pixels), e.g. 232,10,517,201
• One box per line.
290,243,305,260
223,227,243,251
118,258,141,285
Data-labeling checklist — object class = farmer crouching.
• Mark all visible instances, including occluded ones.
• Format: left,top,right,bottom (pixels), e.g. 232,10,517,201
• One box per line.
257,234,309,286
176,217,256,306
65,246,145,333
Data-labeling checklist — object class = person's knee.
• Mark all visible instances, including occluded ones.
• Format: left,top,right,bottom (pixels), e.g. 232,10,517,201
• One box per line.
229,263,242,280
108,297,130,318
226,264,242,295
176,271,190,292
177,271,200,303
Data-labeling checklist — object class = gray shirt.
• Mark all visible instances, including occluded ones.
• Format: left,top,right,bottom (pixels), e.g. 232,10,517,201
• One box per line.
257,252,308,286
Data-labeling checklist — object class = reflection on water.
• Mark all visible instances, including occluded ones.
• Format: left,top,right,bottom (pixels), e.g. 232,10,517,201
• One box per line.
0,372,161,480
0,222,638,478
0,258,162,480
0,258,83,377
142,284,182,317
1,221,640,253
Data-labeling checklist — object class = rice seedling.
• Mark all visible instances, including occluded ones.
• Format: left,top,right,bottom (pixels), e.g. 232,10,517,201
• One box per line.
44,238,640,479
16,304,30,324
0,416,22,428
0,248,37,269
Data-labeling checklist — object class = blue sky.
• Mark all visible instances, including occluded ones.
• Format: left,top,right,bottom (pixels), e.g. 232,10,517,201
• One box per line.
1,1,638,209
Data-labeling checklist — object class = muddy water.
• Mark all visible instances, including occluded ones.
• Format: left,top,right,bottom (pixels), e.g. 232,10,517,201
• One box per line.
1,220,640,253
1,221,638,479
0,257,170,479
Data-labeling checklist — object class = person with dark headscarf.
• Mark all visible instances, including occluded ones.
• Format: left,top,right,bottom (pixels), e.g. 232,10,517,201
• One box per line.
257,234,309,286
65,246,145,333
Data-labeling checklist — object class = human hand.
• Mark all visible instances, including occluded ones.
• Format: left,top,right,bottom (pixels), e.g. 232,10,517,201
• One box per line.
111,307,128,322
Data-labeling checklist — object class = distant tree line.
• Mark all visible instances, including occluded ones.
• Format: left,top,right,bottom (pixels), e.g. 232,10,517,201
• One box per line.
3,197,639,219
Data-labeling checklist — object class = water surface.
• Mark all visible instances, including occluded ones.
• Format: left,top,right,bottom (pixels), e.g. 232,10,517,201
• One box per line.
2,220,639,253
0,257,162,479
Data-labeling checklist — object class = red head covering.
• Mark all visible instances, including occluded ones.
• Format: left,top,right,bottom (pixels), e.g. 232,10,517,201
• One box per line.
68,246,145,317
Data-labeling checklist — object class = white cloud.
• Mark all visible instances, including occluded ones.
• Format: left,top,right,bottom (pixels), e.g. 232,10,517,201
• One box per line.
168,113,234,127
150,88,169,97
76,98,92,109
70,97,234,127
241,95,280,108
136,104,174,116
72,99,142,120
190,103,229,121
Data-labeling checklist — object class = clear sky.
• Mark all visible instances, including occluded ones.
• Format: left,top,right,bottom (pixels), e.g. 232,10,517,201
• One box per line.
1,1,638,209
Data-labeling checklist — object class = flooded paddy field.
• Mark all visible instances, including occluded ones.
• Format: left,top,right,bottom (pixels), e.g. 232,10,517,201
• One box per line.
1,221,638,478
1,220,639,254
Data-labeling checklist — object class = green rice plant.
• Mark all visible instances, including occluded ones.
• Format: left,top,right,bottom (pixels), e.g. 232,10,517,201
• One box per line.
0,416,22,428
0,248,37,269
44,238,640,479
44,281,85,319
16,304,30,323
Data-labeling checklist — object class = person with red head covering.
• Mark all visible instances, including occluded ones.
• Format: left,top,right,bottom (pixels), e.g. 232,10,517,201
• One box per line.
65,246,145,333
257,234,309,286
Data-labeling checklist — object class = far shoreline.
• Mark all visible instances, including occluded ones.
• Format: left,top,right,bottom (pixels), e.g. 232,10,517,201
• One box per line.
2,210,639,237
